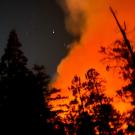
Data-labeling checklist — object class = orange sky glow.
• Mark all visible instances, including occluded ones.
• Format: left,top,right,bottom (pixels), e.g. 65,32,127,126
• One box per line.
51,0,135,113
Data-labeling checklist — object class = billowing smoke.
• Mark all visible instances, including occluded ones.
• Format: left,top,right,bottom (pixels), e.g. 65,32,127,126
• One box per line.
52,0,135,112
56,0,107,37
56,0,87,37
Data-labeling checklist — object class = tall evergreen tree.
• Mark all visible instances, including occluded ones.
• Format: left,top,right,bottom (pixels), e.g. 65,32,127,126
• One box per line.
0,30,29,132
0,30,51,134
32,65,52,134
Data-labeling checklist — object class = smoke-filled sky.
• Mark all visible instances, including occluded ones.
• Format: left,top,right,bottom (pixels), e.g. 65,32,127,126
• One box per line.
0,0,72,75
53,0,135,88
52,0,135,112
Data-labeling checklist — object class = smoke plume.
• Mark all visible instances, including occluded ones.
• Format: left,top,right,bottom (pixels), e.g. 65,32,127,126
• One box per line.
52,0,135,112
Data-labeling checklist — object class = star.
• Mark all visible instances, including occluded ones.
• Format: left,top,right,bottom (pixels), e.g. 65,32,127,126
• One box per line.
52,29,55,35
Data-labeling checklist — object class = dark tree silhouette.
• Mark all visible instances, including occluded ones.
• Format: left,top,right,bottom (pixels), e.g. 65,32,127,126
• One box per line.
100,8,135,134
63,68,122,135
0,30,30,133
31,65,51,134
32,65,66,135
46,86,68,135
0,30,52,134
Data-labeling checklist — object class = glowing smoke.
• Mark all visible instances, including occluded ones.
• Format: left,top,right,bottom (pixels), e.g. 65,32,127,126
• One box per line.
52,0,135,112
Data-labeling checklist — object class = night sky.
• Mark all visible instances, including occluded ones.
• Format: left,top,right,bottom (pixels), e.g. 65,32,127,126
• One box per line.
0,0,73,76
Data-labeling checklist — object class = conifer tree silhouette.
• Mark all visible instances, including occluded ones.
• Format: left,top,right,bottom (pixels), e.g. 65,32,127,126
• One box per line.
0,30,51,134
0,30,29,133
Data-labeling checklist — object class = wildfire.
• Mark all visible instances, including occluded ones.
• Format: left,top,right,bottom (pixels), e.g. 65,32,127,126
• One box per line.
51,0,135,114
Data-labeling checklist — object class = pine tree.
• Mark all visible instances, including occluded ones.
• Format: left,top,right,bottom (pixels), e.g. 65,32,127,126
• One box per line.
0,30,29,133
0,30,51,134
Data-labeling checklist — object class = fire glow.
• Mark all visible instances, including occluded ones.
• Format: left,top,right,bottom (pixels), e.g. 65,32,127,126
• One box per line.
51,0,135,113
